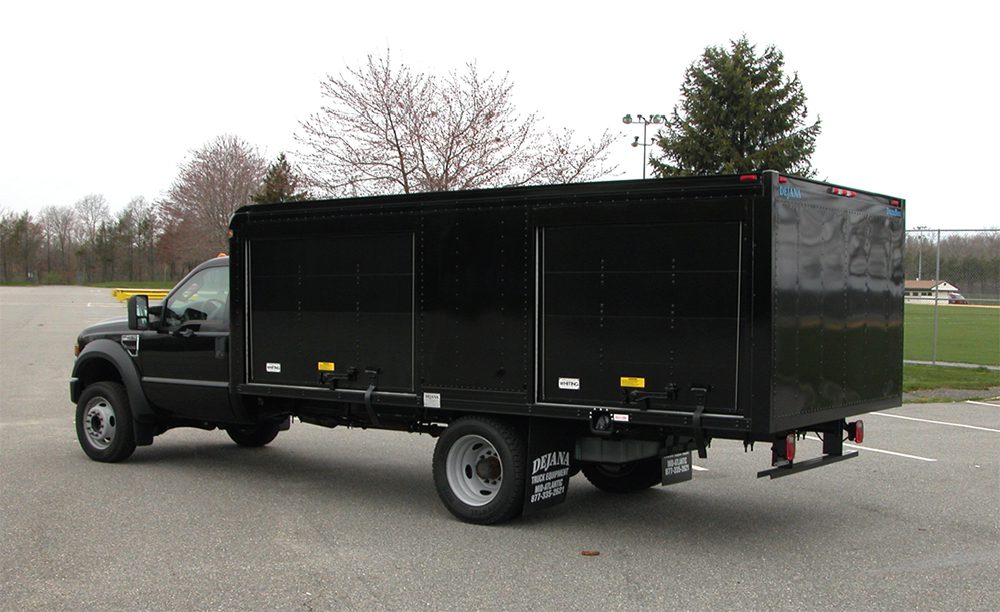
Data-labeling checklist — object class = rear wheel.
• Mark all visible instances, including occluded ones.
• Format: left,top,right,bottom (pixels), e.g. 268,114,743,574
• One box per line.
75,382,136,462
432,416,526,524
226,422,281,447
581,457,661,493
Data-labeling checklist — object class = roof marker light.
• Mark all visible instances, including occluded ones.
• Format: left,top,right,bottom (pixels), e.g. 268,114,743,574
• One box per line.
830,187,857,198
778,176,788,184
890,200,901,207
739,174,758,182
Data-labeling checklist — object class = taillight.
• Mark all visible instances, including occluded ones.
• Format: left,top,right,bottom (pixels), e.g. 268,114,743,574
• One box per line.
785,433,796,461
848,420,864,443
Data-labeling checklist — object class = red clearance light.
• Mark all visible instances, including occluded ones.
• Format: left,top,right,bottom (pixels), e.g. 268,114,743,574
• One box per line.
830,187,857,198
739,174,758,182
890,200,901,207
778,176,788,184
785,433,796,461
848,420,864,444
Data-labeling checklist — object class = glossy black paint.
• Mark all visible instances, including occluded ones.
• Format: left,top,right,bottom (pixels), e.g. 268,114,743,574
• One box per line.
230,172,904,439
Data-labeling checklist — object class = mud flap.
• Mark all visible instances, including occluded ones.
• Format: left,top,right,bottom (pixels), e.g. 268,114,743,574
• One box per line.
522,417,575,515
661,451,693,485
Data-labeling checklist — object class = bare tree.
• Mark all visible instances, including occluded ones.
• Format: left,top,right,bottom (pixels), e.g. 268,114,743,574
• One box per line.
73,194,109,245
72,194,110,282
296,52,616,196
0,206,12,282
39,205,76,280
120,196,158,280
159,135,267,264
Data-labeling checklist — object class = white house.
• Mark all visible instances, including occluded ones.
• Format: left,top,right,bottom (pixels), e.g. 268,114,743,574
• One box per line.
904,280,963,304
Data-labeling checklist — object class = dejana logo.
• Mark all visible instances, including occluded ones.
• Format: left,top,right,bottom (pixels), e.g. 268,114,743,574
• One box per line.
778,185,802,199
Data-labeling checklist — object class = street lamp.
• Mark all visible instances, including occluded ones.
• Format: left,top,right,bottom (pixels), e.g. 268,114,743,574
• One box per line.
622,113,666,179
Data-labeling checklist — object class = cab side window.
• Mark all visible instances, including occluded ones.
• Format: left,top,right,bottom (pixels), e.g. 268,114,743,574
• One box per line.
164,266,229,329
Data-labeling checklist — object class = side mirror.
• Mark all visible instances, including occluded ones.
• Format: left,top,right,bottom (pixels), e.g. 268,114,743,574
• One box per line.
128,295,149,330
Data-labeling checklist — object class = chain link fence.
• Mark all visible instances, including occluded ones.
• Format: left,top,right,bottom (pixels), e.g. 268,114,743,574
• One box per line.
903,229,1000,367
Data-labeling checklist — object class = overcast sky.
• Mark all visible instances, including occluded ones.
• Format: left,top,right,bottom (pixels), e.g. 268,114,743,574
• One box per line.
1,0,996,230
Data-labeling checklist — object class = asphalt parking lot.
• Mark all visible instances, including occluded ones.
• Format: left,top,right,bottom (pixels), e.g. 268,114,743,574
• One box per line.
1,286,998,610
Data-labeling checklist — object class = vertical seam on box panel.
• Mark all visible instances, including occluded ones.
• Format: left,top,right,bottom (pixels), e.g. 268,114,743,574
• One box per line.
734,221,743,410
411,230,416,391
533,226,541,404
244,240,252,384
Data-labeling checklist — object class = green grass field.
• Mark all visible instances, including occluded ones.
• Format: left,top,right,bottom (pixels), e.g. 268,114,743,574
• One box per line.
903,364,999,392
904,304,1000,366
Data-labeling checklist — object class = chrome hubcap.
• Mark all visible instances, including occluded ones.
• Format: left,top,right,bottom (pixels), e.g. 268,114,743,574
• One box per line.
83,397,116,450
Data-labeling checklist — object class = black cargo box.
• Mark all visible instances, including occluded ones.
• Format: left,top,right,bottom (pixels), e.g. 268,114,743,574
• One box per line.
229,171,904,441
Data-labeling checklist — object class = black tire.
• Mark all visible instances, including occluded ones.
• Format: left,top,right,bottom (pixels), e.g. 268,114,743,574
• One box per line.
581,457,661,493
226,422,281,447
75,381,137,462
432,416,527,525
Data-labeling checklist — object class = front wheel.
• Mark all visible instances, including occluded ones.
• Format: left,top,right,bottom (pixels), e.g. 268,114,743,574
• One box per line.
75,382,137,462
226,422,281,447
581,457,661,493
432,416,527,524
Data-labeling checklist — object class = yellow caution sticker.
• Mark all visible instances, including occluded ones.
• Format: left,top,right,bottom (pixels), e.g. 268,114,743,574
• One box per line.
317,362,336,372
620,376,646,389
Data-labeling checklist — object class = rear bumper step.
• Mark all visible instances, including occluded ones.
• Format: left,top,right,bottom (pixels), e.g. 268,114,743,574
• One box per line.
756,451,859,479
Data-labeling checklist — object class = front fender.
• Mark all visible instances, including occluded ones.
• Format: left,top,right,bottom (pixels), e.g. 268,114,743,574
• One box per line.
71,339,155,444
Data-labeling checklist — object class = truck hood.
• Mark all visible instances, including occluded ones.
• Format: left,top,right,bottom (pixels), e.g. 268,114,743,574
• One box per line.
77,317,130,350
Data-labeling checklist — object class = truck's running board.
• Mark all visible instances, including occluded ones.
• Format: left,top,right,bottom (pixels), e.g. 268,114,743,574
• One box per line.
756,451,859,479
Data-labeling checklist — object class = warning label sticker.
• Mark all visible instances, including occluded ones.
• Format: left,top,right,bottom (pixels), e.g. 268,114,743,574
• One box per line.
620,376,646,389
265,362,281,373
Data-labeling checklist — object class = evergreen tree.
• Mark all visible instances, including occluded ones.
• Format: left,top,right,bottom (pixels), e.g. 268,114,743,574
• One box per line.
252,153,309,203
651,36,821,177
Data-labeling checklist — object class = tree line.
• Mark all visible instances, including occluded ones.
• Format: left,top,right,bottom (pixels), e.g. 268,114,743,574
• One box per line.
0,141,302,284
904,232,1000,302
1,38,884,285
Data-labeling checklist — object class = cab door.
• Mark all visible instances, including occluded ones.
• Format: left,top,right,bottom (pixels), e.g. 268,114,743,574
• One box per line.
139,262,234,422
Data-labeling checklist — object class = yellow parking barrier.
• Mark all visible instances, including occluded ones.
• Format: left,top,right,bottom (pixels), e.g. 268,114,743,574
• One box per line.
111,288,170,303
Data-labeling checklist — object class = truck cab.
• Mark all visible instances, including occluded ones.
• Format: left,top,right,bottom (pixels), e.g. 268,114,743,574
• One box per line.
71,255,283,462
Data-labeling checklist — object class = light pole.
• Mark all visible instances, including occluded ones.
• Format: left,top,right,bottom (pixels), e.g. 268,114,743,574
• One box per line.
622,113,666,179
914,225,928,279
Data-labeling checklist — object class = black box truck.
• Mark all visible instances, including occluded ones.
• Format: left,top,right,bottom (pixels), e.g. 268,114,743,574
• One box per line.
71,171,904,523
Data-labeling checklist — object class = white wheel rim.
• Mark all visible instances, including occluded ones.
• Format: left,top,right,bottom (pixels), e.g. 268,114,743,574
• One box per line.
83,396,117,450
446,434,503,507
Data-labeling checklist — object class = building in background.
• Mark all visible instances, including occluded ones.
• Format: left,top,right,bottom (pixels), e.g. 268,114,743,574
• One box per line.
904,279,966,304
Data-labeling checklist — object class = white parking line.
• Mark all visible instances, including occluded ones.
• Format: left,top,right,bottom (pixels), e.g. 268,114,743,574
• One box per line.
803,435,937,462
869,412,1000,433
965,400,1000,408
692,465,708,472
